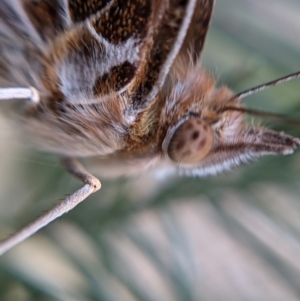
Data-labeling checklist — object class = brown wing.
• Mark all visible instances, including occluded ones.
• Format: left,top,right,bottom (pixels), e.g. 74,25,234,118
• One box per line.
129,0,211,112
21,0,114,41
22,0,69,41
68,0,113,23
179,0,214,64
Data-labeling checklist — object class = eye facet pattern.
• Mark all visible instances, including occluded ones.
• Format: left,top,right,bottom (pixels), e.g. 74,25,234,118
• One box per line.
167,119,214,164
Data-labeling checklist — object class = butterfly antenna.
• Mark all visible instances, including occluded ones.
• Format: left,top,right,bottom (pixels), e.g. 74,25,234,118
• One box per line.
221,106,300,127
231,70,300,100
0,87,40,103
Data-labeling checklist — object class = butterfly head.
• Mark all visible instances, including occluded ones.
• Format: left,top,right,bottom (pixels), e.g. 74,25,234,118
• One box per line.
160,69,299,176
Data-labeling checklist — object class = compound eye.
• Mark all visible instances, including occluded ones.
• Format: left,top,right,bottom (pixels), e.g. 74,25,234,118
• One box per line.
167,119,214,164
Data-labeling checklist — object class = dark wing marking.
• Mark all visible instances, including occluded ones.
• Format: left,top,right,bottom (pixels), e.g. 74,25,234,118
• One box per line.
68,0,113,23
93,61,136,97
179,0,214,64
90,0,152,45
129,0,198,112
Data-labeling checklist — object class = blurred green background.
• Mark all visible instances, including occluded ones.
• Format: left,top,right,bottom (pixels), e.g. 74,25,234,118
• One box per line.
1,0,300,300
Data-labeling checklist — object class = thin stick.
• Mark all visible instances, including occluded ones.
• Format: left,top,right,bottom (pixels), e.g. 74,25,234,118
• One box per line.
0,87,40,103
233,70,300,100
0,185,94,255
0,159,101,256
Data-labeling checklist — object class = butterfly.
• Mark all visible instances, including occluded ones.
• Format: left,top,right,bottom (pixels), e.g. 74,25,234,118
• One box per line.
0,0,299,255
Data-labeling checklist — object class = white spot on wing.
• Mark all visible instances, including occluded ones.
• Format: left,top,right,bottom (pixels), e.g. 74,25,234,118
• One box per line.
58,22,142,105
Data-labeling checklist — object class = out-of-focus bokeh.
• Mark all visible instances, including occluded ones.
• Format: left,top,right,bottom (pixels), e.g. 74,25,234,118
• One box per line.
1,0,300,300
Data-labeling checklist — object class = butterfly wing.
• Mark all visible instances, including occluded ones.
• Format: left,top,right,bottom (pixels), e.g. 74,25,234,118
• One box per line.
0,0,153,104
38,0,155,105
179,0,214,64
22,0,69,41
129,0,215,112
1,0,117,43
0,0,214,106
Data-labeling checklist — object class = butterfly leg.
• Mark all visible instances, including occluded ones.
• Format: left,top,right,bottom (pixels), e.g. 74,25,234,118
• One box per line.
0,87,40,103
0,158,100,256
